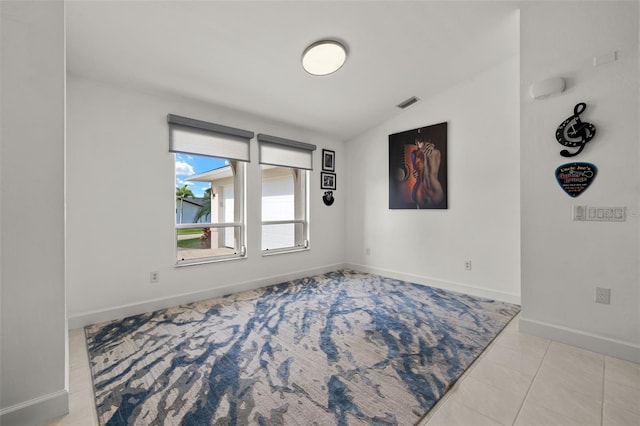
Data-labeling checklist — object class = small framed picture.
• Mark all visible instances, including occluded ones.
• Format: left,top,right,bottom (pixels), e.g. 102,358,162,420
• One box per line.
321,172,336,190
322,149,335,172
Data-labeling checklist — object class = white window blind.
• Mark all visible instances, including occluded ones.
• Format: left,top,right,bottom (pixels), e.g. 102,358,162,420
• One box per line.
168,114,254,161
257,133,316,170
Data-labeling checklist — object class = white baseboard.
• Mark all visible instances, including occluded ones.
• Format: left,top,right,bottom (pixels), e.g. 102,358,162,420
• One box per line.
520,316,640,364
346,263,521,305
0,389,68,426
68,263,347,329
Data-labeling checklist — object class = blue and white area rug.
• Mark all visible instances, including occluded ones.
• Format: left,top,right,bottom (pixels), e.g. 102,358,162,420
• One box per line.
85,270,519,425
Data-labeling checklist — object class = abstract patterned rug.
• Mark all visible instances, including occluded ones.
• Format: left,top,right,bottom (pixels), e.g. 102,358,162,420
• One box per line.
85,270,519,425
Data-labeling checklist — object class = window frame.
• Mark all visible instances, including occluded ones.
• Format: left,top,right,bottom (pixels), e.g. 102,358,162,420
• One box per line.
256,133,315,257
169,114,252,266
174,159,247,266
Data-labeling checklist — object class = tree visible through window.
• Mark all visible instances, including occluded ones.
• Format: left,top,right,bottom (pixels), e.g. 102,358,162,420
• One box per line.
168,114,252,265
175,153,245,264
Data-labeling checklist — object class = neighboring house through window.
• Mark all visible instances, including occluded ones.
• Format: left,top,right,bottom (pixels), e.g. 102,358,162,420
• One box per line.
258,133,315,255
176,195,206,225
185,163,241,253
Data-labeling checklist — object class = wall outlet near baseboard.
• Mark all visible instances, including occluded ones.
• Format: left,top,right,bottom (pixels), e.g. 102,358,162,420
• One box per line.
150,271,160,283
595,287,610,304
464,260,472,270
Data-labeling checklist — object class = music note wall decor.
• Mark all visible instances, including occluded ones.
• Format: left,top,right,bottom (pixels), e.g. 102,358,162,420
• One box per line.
555,102,596,157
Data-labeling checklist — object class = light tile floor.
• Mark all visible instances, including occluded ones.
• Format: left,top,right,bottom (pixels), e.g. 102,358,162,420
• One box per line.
420,317,640,426
45,315,640,426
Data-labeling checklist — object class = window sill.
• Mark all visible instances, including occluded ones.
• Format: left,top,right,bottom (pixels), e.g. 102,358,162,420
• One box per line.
175,253,247,267
261,246,310,257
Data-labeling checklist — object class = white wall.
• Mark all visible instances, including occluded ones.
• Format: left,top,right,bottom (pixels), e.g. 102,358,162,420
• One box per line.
520,1,639,362
0,1,68,424
344,53,521,304
66,76,345,326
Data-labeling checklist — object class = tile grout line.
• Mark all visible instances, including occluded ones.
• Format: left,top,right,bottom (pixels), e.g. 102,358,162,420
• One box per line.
510,339,551,425
601,356,607,426
82,327,101,425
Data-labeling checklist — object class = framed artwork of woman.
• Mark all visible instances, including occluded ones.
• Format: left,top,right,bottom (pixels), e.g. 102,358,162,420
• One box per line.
388,122,447,209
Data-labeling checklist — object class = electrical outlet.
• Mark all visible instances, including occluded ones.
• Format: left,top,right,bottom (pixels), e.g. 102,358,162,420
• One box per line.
150,271,160,283
595,287,610,304
464,260,472,270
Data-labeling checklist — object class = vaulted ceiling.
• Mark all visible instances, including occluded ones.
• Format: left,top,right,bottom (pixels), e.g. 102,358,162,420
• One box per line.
66,1,519,141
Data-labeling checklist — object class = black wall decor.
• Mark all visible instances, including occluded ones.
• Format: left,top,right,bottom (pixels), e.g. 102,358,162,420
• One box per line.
555,162,597,197
322,149,335,172
321,172,336,190
555,102,596,157
322,191,335,206
320,148,336,205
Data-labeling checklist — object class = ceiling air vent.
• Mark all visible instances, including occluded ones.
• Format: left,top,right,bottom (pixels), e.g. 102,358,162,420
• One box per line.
396,96,419,109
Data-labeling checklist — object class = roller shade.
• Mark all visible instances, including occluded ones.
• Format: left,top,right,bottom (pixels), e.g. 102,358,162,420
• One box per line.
257,133,316,170
168,114,254,162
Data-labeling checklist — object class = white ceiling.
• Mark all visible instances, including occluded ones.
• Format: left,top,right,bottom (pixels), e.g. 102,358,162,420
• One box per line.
66,1,520,141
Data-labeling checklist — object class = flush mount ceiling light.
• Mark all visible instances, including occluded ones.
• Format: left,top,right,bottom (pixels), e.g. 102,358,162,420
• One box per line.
302,40,347,76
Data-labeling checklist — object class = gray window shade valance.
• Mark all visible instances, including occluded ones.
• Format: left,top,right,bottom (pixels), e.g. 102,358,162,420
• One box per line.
257,133,317,170
168,114,254,162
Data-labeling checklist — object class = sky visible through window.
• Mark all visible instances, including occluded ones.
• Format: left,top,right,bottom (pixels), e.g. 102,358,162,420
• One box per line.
175,153,227,197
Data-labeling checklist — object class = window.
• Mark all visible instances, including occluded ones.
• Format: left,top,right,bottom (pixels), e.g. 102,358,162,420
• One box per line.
258,133,315,255
261,165,308,251
169,114,252,265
